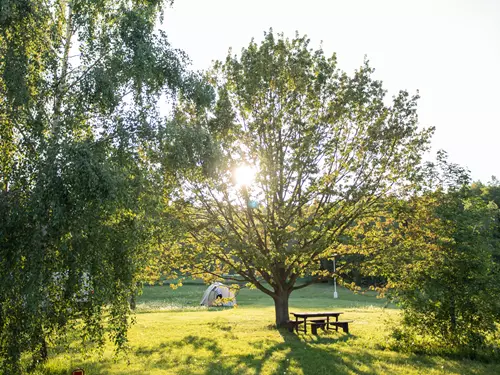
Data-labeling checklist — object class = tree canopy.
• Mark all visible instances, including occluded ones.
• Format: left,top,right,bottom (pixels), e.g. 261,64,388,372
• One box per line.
343,154,500,354
167,31,433,326
0,0,211,372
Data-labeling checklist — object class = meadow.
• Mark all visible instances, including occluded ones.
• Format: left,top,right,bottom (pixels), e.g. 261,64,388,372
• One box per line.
34,283,500,375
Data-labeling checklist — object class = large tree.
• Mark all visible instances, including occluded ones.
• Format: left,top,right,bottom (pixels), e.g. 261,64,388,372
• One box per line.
167,31,433,326
0,0,210,372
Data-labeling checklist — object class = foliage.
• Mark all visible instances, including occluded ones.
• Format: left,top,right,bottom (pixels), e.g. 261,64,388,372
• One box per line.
0,0,211,372
166,30,433,326
471,177,500,262
344,154,500,354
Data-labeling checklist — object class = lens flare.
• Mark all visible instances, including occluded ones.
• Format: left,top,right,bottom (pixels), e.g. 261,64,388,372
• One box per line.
233,165,256,187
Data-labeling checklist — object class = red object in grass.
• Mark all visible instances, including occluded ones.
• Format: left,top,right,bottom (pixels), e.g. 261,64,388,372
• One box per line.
72,369,84,375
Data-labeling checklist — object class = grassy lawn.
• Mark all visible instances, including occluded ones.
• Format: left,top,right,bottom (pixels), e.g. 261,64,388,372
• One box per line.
34,283,500,375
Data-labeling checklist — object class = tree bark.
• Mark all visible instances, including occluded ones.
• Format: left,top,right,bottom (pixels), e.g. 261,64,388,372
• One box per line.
52,0,73,139
130,294,136,310
450,295,456,333
272,291,290,327
29,334,48,371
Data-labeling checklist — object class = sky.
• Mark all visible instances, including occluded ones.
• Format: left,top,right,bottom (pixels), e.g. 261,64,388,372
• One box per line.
161,0,500,182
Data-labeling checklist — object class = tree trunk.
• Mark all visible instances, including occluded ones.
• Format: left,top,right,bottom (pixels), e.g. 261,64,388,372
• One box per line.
450,296,456,333
352,269,362,286
272,291,290,327
39,337,48,361
29,335,48,371
52,0,73,139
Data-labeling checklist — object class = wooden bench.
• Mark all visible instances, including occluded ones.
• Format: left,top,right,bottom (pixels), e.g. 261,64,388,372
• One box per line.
286,320,304,333
310,319,327,335
329,320,353,334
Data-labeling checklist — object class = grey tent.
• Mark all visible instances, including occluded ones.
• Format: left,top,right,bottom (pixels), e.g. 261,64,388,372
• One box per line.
200,282,236,307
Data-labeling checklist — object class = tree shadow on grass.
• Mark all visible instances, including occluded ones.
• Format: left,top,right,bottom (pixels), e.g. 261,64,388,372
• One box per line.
41,331,493,375
146,331,377,375
75,332,358,375
170,331,477,375
202,330,368,375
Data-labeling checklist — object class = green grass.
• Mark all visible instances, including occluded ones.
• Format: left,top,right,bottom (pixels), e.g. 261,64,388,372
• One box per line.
33,283,500,374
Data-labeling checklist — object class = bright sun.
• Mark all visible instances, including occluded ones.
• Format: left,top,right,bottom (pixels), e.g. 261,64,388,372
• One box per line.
233,165,256,187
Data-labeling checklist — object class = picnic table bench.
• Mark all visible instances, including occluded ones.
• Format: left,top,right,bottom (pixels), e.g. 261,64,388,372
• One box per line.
289,311,352,334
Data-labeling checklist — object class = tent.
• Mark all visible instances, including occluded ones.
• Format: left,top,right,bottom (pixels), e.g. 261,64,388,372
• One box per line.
200,282,236,307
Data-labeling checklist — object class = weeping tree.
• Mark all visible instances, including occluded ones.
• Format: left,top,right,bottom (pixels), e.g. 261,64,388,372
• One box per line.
0,0,211,372
167,31,433,327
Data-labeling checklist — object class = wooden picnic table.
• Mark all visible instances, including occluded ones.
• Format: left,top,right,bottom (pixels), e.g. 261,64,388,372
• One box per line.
290,311,343,334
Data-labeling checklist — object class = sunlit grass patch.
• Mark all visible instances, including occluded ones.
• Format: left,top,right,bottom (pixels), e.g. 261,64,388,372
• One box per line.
31,283,500,375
